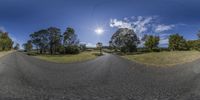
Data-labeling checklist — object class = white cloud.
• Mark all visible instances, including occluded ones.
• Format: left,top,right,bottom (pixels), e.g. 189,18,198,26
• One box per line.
133,16,154,34
155,24,175,33
159,33,171,46
109,16,178,47
160,38,169,45
9,34,19,46
110,16,155,34
110,19,132,29
80,42,96,47
110,16,175,35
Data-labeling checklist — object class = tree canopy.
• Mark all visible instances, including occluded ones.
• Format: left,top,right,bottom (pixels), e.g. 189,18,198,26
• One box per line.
110,28,140,53
63,27,79,46
144,35,160,51
169,34,188,50
23,40,33,52
29,27,81,54
0,32,13,51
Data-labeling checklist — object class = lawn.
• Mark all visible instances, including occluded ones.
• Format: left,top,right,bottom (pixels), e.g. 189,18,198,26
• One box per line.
36,51,100,63
122,51,200,66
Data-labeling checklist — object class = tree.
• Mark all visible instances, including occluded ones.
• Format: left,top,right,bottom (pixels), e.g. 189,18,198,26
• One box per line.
48,27,62,55
110,28,140,53
30,29,49,54
14,43,20,50
63,27,79,46
28,27,81,55
23,40,33,52
0,32,13,51
63,27,79,54
169,34,188,50
144,35,160,51
79,44,86,51
187,40,200,50
96,42,103,55
64,45,80,54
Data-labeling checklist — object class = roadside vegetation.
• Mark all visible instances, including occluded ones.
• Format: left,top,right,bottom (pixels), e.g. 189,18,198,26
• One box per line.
23,27,103,63
20,26,200,66
122,51,200,66
0,31,13,51
0,30,19,58
109,28,200,66
36,51,99,63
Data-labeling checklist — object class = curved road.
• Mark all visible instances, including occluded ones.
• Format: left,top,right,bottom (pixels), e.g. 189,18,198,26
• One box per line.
0,52,200,100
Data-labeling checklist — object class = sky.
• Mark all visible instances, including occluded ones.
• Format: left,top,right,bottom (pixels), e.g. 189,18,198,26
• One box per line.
0,0,200,47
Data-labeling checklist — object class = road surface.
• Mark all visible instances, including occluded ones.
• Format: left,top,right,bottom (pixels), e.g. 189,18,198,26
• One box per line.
0,52,200,100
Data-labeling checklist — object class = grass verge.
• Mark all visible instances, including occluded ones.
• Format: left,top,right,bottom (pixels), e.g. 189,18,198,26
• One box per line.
122,51,200,67
0,50,14,58
35,51,100,63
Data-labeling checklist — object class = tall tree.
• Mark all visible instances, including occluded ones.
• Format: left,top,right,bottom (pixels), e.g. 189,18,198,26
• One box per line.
110,28,140,53
23,40,33,52
28,27,80,55
63,27,80,54
30,29,49,54
144,35,160,51
0,32,13,51
48,27,62,55
63,27,79,46
169,34,188,50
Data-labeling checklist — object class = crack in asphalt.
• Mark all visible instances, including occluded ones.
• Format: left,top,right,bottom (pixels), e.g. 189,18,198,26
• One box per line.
0,52,200,100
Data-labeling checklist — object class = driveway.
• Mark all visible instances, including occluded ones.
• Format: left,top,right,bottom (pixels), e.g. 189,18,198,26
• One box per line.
0,52,200,100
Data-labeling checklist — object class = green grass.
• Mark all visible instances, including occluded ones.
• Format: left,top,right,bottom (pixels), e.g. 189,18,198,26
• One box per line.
36,51,100,63
122,51,200,67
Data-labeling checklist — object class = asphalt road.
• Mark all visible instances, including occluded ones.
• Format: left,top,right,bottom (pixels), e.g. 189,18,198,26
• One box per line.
0,52,200,100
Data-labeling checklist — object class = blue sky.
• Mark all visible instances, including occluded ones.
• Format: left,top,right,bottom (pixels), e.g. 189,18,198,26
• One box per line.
0,0,200,47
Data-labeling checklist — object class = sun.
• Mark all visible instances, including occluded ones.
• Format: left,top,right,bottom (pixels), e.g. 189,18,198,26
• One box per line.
95,27,104,35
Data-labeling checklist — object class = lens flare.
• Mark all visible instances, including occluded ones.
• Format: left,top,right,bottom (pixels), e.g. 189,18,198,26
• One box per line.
95,28,104,35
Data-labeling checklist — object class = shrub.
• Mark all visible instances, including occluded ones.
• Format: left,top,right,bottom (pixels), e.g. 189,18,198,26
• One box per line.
65,45,80,54
152,48,160,52
58,45,65,54
187,40,200,50
144,35,160,51
27,52,37,56
169,34,189,51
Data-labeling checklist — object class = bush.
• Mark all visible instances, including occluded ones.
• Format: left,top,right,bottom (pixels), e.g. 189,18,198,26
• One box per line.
169,34,189,51
152,48,160,52
58,45,65,54
187,40,200,50
144,35,160,51
79,44,87,51
65,45,80,54
27,52,37,56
